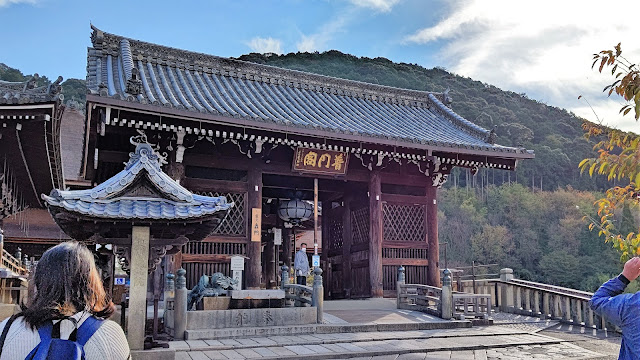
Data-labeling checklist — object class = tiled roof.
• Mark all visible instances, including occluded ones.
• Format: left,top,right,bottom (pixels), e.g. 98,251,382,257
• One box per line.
86,26,530,156
42,143,233,220
0,75,64,104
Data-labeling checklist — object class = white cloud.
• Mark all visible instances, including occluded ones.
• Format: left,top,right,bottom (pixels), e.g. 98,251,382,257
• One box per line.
246,37,283,54
348,0,400,12
0,0,37,7
404,0,640,131
296,11,353,52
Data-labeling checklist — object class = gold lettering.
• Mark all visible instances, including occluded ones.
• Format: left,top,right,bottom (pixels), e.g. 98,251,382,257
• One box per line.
318,153,331,168
332,153,345,171
303,151,318,167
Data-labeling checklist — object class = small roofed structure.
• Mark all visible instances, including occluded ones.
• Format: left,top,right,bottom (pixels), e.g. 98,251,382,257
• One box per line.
41,140,232,350
43,141,232,245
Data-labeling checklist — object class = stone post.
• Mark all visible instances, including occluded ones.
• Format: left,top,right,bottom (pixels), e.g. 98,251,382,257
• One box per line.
499,268,514,312
533,290,540,316
281,265,289,289
14,247,21,266
312,267,324,324
281,265,291,307
128,226,150,351
542,292,550,319
174,268,188,340
440,269,453,320
396,266,406,307
164,273,175,311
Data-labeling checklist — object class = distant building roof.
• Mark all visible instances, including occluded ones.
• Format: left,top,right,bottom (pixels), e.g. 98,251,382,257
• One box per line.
0,75,64,104
0,76,65,213
86,26,532,158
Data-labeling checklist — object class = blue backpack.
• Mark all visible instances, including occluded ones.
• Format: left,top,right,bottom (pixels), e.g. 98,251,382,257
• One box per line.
25,317,103,360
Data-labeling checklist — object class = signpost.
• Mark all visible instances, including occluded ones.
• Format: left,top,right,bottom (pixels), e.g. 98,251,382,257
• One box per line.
312,255,320,268
230,256,245,290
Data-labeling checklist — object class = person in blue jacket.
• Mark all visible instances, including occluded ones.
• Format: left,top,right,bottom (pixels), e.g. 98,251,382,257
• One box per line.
590,257,640,359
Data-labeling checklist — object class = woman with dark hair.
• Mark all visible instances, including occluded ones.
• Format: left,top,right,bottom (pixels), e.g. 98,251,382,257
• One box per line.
0,241,130,359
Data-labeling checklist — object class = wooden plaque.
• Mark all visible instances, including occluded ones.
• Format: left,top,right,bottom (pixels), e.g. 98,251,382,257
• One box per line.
293,147,349,176
251,208,262,242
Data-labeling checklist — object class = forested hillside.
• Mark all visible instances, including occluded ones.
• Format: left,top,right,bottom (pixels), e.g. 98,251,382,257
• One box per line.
2,51,630,291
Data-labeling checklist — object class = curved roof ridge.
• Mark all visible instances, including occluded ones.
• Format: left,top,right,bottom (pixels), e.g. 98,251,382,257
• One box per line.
89,25,447,107
427,93,489,139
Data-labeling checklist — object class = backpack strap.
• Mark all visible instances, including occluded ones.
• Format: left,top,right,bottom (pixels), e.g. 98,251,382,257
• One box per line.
37,321,53,344
0,314,19,356
75,316,103,346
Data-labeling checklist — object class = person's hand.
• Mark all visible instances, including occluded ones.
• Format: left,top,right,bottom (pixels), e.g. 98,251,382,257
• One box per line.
622,257,640,282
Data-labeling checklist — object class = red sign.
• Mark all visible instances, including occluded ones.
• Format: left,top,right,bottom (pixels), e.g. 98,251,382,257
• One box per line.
293,148,349,176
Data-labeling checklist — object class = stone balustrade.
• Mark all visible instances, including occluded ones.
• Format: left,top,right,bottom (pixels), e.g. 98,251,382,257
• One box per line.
493,268,616,331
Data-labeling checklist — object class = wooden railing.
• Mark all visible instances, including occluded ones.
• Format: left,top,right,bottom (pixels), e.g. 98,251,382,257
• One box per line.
492,268,615,331
1,249,27,276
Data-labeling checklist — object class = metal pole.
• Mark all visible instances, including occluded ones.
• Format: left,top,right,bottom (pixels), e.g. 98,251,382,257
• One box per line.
472,261,476,294
314,178,319,255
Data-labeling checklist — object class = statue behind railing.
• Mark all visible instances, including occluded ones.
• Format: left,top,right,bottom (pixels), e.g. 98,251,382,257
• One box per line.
187,272,238,310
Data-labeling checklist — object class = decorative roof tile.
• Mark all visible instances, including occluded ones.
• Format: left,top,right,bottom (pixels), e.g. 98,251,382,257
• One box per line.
42,143,232,220
0,75,64,105
86,26,530,155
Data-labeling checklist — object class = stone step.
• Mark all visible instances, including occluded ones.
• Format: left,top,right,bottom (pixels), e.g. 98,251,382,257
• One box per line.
184,320,472,340
173,327,549,353
174,332,575,360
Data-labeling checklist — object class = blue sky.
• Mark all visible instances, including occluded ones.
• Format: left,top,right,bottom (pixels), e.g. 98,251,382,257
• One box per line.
1,0,639,131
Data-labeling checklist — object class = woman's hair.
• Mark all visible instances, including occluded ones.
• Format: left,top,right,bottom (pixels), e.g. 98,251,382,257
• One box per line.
21,241,115,329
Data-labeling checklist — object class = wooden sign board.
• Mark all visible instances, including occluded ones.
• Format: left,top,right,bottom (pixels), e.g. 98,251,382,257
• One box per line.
251,208,262,242
293,147,349,176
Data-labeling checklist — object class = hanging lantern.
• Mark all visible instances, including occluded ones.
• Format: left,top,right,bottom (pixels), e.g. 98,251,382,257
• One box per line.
277,198,313,226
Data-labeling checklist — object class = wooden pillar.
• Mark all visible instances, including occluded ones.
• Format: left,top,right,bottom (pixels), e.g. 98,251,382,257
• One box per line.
369,171,384,298
426,181,440,286
264,237,275,289
342,193,353,298
247,167,262,289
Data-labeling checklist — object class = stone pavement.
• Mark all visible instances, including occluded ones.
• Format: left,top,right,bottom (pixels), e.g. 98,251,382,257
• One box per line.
171,325,608,359
323,298,445,325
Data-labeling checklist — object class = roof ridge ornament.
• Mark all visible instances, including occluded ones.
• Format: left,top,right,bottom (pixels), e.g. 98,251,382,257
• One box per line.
128,131,167,169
